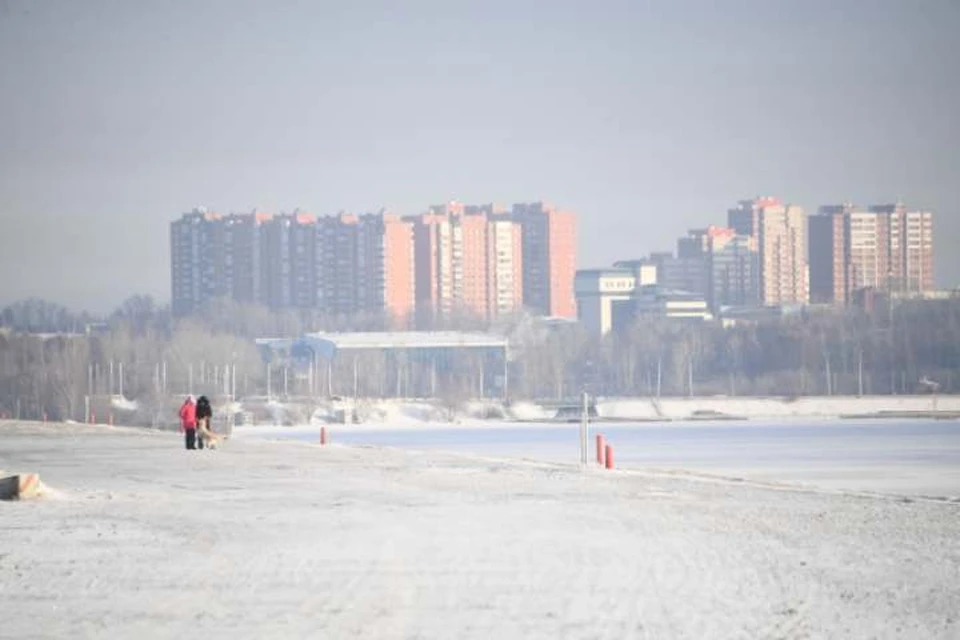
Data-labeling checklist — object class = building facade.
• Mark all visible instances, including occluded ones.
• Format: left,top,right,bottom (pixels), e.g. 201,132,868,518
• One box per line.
808,205,850,304
170,208,225,316
487,219,524,318
870,203,934,294
707,228,760,310
315,212,414,322
510,202,577,318
222,211,272,305
410,203,524,324
574,268,637,335
728,198,808,306
809,203,934,305
171,201,575,321
172,209,414,322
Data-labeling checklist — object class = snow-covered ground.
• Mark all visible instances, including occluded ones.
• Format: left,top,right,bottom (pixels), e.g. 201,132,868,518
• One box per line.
236,418,960,497
234,394,960,428
2,421,959,639
596,394,960,420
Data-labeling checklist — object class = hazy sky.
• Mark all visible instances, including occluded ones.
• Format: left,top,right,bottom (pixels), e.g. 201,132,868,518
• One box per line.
1,0,957,313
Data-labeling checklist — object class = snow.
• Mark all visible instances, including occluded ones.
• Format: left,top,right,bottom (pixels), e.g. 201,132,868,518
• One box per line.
2,421,959,639
596,395,960,420
235,418,960,497
109,395,139,412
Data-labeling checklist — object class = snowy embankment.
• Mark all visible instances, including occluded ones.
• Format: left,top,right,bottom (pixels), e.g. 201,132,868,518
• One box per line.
261,395,960,428
596,395,960,421
1,421,958,639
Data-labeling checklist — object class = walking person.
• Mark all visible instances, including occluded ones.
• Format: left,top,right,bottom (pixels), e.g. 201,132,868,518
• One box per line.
179,396,197,450
195,395,213,450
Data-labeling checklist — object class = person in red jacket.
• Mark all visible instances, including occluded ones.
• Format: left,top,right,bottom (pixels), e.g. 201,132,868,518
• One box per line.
179,396,198,450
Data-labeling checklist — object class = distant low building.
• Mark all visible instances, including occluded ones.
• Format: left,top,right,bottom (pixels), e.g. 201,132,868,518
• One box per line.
574,268,637,336
575,267,712,335
629,285,713,322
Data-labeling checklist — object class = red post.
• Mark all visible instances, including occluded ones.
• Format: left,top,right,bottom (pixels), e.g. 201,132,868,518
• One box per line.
604,445,614,470
596,434,606,465
90,410,96,425
108,413,114,426
42,412,47,423
320,426,327,446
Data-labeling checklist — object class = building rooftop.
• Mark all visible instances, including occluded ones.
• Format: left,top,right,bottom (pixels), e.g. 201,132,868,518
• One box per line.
301,331,508,351
576,267,634,277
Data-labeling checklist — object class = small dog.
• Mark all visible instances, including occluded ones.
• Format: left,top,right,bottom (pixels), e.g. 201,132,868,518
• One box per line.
197,420,223,449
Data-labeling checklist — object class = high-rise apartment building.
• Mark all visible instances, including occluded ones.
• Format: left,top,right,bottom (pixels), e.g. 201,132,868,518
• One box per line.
510,202,576,318
170,208,225,316
652,227,759,312
705,227,760,310
728,198,808,306
262,212,316,310
315,212,414,322
410,202,523,323
361,212,415,321
172,200,572,322
809,203,933,304
487,219,523,317
222,211,272,305
870,203,934,294
172,209,414,321
809,205,851,304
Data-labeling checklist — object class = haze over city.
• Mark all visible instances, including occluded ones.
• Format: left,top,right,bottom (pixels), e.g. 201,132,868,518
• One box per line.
1,0,958,313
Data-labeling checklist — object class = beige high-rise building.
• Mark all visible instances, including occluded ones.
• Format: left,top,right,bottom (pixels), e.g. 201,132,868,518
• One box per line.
728,198,808,306
487,219,523,317
809,203,934,305
870,203,935,294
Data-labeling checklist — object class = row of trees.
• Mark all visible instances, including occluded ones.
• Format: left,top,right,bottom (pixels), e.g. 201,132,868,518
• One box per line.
1,295,958,422
525,299,959,399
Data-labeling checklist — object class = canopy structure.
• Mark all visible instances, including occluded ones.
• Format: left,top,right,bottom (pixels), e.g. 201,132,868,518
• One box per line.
298,331,507,359
258,331,509,399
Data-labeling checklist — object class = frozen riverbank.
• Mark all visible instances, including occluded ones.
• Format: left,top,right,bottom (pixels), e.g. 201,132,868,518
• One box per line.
236,418,960,497
2,422,959,639
241,394,960,427
594,394,960,421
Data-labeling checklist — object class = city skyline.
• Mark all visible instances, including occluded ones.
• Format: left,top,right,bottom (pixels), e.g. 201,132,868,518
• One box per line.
2,1,958,313
170,201,575,323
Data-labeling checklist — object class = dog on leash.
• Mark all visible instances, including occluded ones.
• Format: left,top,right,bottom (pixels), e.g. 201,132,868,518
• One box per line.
197,419,224,450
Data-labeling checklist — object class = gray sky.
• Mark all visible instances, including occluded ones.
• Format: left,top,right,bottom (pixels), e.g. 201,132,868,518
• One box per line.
1,0,957,314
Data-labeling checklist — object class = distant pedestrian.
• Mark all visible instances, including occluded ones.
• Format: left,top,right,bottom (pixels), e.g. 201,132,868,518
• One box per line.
195,395,213,450
179,396,197,450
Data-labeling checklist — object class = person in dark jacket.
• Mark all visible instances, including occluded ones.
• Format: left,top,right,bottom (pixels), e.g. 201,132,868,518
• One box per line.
179,396,197,450
195,395,212,450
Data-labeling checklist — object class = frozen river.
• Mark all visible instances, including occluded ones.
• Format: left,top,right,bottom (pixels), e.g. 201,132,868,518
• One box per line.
236,418,960,497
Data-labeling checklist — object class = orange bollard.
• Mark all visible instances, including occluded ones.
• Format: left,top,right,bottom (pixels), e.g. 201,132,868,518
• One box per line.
108,413,114,426
604,444,614,470
320,426,327,446
90,410,96,424
596,434,606,465
42,412,47,423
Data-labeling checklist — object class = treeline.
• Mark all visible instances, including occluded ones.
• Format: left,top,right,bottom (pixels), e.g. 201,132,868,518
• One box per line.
1,295,958,422
533,298,960,399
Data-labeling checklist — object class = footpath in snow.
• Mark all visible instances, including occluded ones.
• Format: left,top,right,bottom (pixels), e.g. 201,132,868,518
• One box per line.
1,421,959,639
